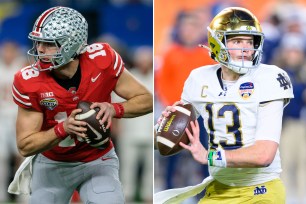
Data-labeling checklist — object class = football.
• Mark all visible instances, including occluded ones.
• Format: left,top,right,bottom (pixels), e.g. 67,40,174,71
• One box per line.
75,101,110,147
156,103,196,156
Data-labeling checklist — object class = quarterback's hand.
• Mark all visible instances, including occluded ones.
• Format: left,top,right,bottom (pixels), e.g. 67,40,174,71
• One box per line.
179,120,208,165
90,102,115,129
156,101,183,125
63,109,88,138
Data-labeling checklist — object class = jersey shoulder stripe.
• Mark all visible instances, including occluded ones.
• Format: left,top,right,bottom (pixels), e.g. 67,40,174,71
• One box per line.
12,84,32,107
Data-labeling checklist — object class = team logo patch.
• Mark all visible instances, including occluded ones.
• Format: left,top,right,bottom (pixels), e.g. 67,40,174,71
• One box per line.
276,73,291,90
40,98,58,110
239,82,254,99
254,185,267,195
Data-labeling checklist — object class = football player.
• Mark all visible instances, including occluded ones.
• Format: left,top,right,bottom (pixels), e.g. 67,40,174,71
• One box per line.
155,7,293,203
11,6,152,203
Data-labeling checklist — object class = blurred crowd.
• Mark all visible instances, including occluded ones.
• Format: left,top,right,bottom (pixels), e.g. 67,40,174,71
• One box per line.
0,0,153,204
154,0,306,204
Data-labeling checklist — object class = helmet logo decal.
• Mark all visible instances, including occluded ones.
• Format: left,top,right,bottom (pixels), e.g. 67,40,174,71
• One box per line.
219,50,227,61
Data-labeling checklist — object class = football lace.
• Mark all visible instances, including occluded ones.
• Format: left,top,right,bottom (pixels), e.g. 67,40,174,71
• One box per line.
157,116,167,132
84,135,92,143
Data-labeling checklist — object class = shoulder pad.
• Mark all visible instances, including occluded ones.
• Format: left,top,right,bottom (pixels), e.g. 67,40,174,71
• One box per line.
254,64,294,102
14,66,42,89
12,66,41,109
82,43,117,70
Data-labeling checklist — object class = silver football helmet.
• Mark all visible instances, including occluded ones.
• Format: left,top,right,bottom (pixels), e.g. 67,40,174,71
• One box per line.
28,6,88,71
207,7,264,74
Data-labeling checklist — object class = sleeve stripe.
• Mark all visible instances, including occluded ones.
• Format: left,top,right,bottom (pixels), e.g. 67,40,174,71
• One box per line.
112,49,124,77
113,51,119,70
12,90,32,106
116,61,123,77
12,85,30,100
12,85,32,106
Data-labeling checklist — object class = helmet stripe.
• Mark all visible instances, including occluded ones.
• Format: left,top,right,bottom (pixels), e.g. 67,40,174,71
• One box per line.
35,6,61,32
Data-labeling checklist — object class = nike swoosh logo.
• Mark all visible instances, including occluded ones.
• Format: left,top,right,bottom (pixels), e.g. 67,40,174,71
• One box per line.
86,124,109,147
87,124,103,140
101,157,112,161
91,72,101,82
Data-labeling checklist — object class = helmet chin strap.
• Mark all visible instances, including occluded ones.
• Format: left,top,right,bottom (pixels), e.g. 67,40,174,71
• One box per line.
35,60,53,70
230,60,253,68
33,58,61,71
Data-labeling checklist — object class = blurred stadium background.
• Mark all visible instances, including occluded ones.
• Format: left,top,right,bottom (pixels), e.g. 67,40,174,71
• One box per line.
0,0,152,204
154,0,306,204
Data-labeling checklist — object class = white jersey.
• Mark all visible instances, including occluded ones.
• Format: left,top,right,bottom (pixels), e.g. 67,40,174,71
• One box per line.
181,63,294,186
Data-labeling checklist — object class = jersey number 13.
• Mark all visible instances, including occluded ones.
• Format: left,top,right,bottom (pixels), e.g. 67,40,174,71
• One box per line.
205,103,243,150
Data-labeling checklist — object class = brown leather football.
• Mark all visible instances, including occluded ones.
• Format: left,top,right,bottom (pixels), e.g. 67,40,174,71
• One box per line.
156,103,196,156
75,101,110,148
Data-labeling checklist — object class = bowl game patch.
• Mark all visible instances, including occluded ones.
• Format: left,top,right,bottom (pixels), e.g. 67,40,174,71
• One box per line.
239,82,254,99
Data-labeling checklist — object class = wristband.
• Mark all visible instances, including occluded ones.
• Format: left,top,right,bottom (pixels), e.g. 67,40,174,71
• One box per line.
208,148,227,167
112,103,124,118
54,122,68,140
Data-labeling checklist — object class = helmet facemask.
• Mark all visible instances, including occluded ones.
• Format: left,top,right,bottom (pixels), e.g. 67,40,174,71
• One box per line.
28,38,65,71
206,7,265,74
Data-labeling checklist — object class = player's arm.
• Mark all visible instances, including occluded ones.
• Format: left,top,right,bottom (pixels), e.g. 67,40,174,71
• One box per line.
225,140,278,168
16,107,87,157
114,69,153,117
225,100,283,168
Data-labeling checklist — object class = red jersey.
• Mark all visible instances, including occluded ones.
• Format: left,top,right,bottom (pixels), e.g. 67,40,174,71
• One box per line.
12,43,124,162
